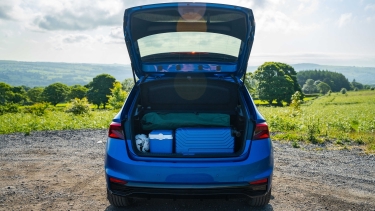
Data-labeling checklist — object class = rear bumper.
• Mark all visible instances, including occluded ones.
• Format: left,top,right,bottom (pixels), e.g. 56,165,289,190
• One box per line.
108,182,268,199
105,137,274,198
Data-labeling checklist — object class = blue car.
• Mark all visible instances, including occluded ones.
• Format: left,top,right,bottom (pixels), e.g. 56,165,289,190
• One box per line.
105,2,273,207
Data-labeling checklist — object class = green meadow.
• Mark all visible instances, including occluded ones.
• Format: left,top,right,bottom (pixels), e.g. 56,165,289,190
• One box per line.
0,109,118,134
258,90,375,153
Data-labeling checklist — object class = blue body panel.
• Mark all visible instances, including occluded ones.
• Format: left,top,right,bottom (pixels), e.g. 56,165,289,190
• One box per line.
105,137,273,187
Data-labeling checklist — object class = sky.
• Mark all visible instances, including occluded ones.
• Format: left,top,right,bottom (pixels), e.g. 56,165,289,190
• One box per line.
1,0,375,67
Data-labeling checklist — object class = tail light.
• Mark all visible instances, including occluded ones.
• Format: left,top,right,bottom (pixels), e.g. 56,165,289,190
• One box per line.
108,122,124,140
249,178,268,185
253,123,270,140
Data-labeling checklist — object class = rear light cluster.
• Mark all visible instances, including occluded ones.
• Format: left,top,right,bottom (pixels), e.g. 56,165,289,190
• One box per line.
253,123,270,140
108,122,125,140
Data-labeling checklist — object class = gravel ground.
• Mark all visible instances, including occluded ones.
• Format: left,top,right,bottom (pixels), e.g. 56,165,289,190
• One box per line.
0,129,374,211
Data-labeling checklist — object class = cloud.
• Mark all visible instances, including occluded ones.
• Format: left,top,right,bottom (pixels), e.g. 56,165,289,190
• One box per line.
338,13,352,27
0,0,24,21
250,0,320,34
233,0,269,9
109,27,123,40
23,0,123,31
365,4,375,11
51,28,124,47
62,34,92,43
256,10,307,33
296,0,319,15
366,15,375,22
0,2,13,20
93,27,124,44
49,33,96,50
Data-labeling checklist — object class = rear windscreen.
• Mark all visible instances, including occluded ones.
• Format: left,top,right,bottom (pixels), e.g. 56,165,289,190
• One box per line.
130,6,248,62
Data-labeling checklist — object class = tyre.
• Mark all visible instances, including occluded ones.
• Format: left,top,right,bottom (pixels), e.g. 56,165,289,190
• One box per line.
248,188,271,207
107,189,133,207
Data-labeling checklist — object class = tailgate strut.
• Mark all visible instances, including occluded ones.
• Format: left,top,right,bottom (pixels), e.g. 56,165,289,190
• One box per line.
241,62,248,86
131,63,137,84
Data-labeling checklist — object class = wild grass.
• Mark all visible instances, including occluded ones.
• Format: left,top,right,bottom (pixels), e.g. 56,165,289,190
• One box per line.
0,109,118,134
258,90,375,153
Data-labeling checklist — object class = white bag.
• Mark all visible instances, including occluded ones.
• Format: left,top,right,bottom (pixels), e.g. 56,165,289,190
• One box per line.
135,134,149,152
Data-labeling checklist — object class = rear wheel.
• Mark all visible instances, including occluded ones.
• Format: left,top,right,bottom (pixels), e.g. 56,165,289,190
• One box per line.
248,188,271,207
107,189,133,207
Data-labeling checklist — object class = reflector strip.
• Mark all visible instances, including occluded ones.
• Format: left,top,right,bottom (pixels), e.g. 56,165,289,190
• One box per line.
249,178,268,185
109,177,127,185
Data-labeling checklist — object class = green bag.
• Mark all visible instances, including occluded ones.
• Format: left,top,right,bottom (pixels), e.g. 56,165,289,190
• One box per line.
141,112,230,130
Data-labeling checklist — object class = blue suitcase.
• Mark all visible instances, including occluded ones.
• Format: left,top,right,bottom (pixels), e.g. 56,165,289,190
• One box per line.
175,127,234,154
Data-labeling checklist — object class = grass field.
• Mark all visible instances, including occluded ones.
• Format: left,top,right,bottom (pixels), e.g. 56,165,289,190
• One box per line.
0,109,118,134
258,90,375,153
1,90,374,152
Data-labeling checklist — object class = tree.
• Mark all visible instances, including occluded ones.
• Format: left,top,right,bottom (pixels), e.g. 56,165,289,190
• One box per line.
244,72,257,95
108,82,128,109
27,87,44,103
351,79,363,90
313,80,321,86
0,82,13,105
274,62,302,95
302,79,317,94
253,62,296,106
121,78,135,92
86,74,116,108
364,85,371,89
20,85,31,92
10,86,28,104
68,85,88,100
296,70,351,92
42,83,70,106
317,82,331,94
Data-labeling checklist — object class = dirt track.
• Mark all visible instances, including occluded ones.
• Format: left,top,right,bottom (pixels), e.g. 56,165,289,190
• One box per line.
1,130,374,211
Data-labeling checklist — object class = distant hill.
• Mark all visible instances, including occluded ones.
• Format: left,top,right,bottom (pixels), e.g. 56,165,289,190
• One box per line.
0,60,374,87
248,63,374,85
292,63,374,85
0,60,133,87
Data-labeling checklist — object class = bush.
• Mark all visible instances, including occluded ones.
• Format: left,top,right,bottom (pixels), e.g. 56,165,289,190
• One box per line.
306,118,320,144
23,102,50,116
290,91,303,111
291,140,300,148
108,82,128,109
0,103,19,115
371,87,375,90
353,87,358,91
65,98,91,115
340,88,347,94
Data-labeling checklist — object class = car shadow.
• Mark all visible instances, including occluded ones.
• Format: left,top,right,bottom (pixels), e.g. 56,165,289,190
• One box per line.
104,197,274,211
